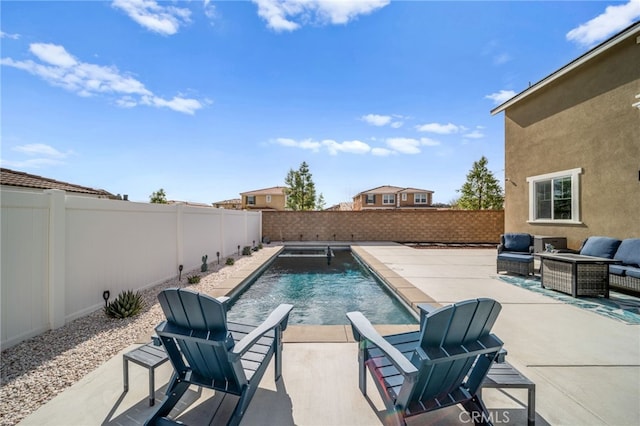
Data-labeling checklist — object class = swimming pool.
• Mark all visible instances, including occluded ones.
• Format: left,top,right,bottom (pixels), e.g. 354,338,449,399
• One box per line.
226,248,418,325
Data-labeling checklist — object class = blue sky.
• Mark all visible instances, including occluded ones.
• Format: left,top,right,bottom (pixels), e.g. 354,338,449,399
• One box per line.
2,1,639,206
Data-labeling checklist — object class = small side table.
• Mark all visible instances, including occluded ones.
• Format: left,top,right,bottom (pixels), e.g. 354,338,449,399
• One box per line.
481,361,536,426
123,342,169,406
533,236,567,253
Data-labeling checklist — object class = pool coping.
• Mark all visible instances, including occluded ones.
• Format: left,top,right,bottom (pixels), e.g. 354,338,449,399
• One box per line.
209,243,438,343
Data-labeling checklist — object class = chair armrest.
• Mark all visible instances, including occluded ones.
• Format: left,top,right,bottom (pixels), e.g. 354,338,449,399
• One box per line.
232,304,293,357
417,303,437,324
497,244,505,254
216,296,231,304
495,348,508,363
346,311,418,376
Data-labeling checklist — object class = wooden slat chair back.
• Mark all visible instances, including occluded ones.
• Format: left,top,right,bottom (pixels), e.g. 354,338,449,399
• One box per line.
347,298,503,426
145,288,293,426
157,288,243,392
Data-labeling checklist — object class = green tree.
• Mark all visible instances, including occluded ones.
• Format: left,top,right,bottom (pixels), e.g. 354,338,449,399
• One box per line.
284,161,319,210
456,156,504,210
316,193,326,210
149,188,168,204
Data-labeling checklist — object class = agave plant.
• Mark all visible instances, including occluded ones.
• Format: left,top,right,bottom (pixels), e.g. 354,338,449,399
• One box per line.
105,290,144,319
187,274,201,284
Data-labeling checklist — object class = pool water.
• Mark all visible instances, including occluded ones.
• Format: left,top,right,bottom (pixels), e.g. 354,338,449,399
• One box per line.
226,249,418,325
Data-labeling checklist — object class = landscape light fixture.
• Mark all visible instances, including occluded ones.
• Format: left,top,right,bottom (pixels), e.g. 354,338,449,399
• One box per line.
102,290,110,307
178,264,183,281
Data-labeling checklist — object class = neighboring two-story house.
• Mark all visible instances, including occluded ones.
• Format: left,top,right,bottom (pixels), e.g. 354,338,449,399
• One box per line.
491,22,640,249
240,186,288,210
352,185,434,210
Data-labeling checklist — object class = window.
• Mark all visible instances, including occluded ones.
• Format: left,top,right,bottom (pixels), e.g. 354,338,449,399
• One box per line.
414,193,427,204
266,195,272,203
246,195,255,205
383,194,395,205
366,194,375,204
526,168,581,223
401,193,407,201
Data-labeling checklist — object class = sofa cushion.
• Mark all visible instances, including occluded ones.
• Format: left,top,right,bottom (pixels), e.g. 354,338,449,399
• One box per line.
614,238,640,267
626,267,640,279
580,236,622,259
498,253,533,263
609,265,627,276
503,233,531,253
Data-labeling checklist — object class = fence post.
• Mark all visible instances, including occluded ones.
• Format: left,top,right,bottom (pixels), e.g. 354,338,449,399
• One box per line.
219,207,225,257
176,203,184,270
45,189,66,329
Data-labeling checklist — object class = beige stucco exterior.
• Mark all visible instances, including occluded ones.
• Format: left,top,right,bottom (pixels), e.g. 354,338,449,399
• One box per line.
496,24,640,249
352,186,434,210
240,186,287,210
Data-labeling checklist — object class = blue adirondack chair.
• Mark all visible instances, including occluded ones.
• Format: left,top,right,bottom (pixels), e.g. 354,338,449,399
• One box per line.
347,298,504,426
145,288,293,426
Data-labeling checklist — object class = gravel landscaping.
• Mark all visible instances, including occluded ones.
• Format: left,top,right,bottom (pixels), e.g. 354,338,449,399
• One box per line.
0,253,258,426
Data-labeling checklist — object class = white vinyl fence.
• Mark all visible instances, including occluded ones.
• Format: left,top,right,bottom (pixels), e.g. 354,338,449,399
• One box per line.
0,189,261,349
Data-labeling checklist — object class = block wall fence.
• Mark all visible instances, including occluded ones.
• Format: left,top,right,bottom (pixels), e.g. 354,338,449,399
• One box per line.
262,210,504,243
1,189,261,349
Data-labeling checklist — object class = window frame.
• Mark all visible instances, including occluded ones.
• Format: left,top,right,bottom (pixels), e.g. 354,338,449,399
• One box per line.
266,195,272,203
246,195,256,205
526,168,582,224
382,194,395,205
414,193,427,204
365,194,375,204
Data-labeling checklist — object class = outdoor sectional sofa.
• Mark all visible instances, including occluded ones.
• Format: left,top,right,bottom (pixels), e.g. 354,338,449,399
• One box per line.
564,236,640,295
497,233,534,276
608,238,640,295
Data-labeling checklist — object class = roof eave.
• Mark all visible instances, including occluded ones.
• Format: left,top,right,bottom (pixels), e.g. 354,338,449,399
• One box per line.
491,21,640,116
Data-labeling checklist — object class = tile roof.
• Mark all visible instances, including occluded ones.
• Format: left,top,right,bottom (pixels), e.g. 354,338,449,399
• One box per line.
0,168,115,197
357,185,433,195
240,186,287,196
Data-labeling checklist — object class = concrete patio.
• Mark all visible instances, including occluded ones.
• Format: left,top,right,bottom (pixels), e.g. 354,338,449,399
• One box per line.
18,243,640,425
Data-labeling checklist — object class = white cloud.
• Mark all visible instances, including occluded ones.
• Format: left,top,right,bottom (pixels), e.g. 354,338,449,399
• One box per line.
141,95,204,115
361,113,392,126
323,139,371,155
252,0,389,32
0,31,20,40
420,137,440,146
362,113,406,128
275,137,322,152
371,147,394,156
386,137,421,154
1,43,204,114
385,137,440,155
463,130,484,139
567,0,640,47
0,158,65,169
485,90,516,105
415,122,459,134
203,0,217,19
112,0,191,36
274,134,439,156
30,43,78,68
13,143,73,159
2,143,74,168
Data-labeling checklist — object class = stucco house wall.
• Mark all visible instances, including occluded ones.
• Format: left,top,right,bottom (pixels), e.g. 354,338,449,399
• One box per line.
496,23,640,249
